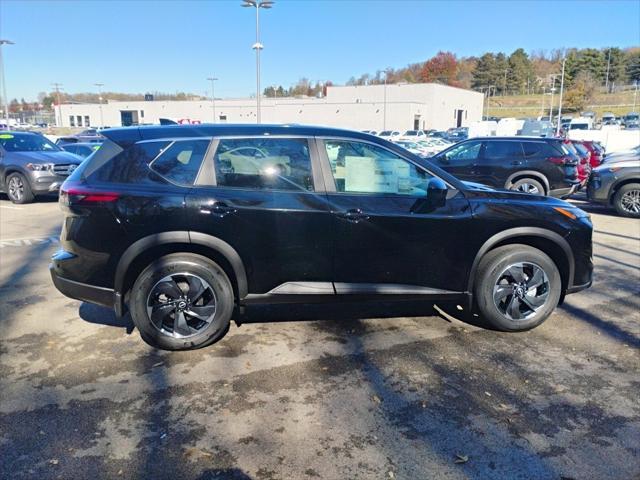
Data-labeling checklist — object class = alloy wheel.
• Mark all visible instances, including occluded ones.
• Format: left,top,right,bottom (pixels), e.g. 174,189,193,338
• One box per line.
620,189,640,214
493,262,549,321
146,272,217,338
515,183,540,195
8,176,24,202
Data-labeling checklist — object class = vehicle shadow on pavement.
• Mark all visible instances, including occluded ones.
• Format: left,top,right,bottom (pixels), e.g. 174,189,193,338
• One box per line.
79,302,135,333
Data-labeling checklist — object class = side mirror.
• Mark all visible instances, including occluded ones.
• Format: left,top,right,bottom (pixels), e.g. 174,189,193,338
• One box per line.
426,177,448,208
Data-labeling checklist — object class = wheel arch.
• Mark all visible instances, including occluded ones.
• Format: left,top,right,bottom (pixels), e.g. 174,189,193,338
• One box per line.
468,227,574,294
504,171,550,194
608,177,640,205
114,231,248,312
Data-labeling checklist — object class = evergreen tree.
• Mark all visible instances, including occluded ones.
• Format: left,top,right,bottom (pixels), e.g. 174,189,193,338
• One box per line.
506,48,533,95
471,53,496,90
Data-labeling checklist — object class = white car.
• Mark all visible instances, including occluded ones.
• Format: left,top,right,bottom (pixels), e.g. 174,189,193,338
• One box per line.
394,140,431,157
401,130,426,140
378,130,401,140
415,139,445,156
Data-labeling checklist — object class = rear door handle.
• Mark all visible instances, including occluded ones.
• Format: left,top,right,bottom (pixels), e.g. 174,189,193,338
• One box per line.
336,208,369,223
200,201,237,217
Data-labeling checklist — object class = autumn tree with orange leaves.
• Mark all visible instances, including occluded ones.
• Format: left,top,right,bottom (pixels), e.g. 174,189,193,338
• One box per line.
420,51,460,86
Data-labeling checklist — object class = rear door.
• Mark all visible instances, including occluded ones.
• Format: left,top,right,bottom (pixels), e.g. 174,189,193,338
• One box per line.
185,136,334,295
474,140,525,188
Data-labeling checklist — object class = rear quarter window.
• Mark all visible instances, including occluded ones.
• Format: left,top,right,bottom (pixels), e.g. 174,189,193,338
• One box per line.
90,141,170,184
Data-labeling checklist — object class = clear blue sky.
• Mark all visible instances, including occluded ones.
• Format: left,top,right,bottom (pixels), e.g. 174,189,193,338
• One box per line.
1,0,639,101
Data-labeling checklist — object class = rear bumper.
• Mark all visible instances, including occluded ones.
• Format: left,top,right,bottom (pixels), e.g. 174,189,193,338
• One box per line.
50,264,115,308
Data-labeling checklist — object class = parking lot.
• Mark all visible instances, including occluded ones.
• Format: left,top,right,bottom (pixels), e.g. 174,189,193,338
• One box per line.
0,196,638,480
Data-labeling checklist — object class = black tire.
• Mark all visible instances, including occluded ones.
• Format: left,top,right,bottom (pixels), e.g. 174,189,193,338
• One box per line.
613,183,640,218
129,253,234,350
509,178,545,196
474,244,561,332
6,172,35,204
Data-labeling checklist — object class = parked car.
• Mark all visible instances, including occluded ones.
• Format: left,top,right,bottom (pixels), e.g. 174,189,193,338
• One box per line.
49,124,592,351
431,137,580,197
378,130,401,140
579,140,604,168
401,130,427,139
519,120,554,137
362,130,378,136
394,140,430,157
569,117,593,131
0,131,83,204
601,112,616,125
61,142,103,159
604,145,640,163
55,129,104,146
623,112,639,127
569,141,593,187
587,158,640,218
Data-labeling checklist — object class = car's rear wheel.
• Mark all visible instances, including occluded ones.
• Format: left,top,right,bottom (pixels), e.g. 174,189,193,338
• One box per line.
129,253,234,350
613,183,640,218
474,244,561,331
509,178,545,196
6,173,35,204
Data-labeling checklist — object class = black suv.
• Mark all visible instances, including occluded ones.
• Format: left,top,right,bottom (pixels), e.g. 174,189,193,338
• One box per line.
431,137,581,197
50,125,593,350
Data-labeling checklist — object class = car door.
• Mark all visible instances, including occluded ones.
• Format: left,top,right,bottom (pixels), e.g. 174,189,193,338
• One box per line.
473,140,525,188
317,137,474,294
432,140,482,182
185,136,334,295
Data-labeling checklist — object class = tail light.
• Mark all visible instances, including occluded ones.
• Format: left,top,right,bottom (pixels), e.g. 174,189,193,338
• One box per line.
60,182,120,206
547,155,574,165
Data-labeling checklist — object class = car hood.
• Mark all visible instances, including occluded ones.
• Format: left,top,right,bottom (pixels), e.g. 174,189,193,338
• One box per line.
595,159,640,171
464,183,575,208
5,150,82,164
461,180,495,191
602,153,639,164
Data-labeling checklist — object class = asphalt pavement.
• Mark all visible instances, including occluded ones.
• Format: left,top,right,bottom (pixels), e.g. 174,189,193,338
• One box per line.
0,195,639,480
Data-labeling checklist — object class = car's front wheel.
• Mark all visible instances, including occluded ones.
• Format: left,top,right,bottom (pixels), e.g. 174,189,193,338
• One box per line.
129,253,234,350
474,244,561,331
613,183,640,218
6,172,35,204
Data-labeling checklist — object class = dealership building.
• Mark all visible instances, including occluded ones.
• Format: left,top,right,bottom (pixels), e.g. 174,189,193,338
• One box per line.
54,83,483,132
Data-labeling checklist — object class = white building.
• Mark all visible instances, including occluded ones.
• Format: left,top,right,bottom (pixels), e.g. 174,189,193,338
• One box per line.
55,83,483,132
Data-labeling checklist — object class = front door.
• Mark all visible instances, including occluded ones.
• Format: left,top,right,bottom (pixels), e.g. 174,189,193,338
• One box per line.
318,138,473,294
433,140,483,182
185,136,334,295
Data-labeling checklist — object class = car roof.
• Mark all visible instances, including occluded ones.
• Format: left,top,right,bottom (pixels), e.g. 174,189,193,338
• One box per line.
462,136,559,142
101,124,383,146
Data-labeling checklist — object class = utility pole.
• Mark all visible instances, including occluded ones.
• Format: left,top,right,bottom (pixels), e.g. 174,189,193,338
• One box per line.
555,58,566,137
207,77,218,123
633,81,638,112
94,83,104,128
0,39,14,128
605,48,611,93
51,82,63,127
383,69,390,130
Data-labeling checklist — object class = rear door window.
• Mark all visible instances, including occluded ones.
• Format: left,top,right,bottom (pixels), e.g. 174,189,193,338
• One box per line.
213,138,314,192
482,141,523,161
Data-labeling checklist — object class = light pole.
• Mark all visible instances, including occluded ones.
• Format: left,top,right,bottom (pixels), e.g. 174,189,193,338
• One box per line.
242,0,274,124
633,81,638,112
383,69,391,130
0,39,14,128
556,58,566,136
207,77,218,123
94,83,104,128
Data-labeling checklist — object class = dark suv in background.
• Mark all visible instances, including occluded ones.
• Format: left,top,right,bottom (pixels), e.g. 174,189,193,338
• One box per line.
431,137,580,197
50,125,593,351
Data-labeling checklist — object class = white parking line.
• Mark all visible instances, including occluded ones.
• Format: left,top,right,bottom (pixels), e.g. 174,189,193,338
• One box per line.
0,236,59,248
0,205,23,210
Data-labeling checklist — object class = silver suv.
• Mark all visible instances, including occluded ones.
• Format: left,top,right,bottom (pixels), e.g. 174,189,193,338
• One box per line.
0,131,82,204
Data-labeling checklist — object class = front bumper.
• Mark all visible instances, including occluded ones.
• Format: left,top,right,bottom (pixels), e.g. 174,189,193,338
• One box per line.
28,171,69,194
50,264,115,308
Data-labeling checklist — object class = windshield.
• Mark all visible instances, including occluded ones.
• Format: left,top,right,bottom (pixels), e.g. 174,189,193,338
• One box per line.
0,133,61,152
405,131,417,136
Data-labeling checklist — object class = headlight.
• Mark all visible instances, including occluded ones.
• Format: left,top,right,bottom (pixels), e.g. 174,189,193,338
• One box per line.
26,163,54,171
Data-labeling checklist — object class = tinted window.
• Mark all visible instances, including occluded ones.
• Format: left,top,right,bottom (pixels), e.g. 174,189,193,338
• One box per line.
150,140,209,185
442,141,481,163
214,138,313,192
483,141,523,160
0,133,60,152
324,140,432,195
92,141,170,183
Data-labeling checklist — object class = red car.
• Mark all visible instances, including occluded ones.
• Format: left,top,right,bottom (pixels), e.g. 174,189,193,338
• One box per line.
580,140,604,168
566,140,592,186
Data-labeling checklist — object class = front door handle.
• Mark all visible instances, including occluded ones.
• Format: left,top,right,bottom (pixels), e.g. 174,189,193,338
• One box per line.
336,208,369,223
200,201,237,217
511,160,523,166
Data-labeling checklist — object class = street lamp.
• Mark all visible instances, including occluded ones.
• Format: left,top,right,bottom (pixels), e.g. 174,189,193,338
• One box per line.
207,77,218,123
383,69,392,130
556,57,566,136
94,83,104,128
0,39,15,128
242,0,274,124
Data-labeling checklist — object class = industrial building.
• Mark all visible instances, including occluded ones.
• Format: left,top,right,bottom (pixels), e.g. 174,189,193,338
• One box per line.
54,83,483,132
